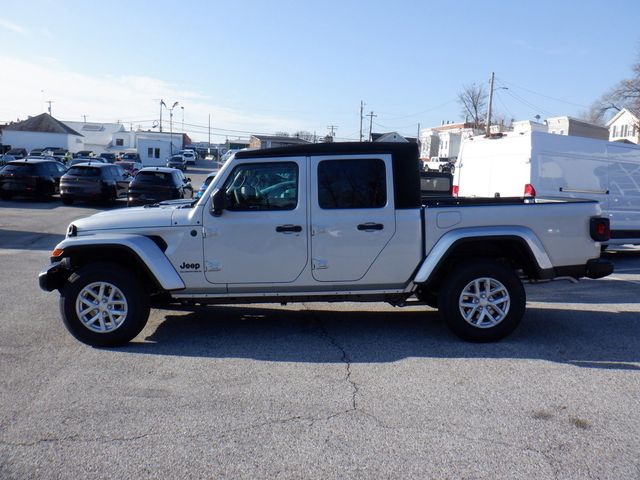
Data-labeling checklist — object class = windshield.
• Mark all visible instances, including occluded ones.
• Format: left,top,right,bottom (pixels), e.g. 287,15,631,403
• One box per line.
122,154,138,160
67,166,101,177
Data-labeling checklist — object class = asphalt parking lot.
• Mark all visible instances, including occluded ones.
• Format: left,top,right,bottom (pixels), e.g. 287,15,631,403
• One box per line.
1,162,639,479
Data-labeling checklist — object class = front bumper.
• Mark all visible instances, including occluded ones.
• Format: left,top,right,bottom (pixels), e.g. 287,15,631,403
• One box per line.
38,258,71,291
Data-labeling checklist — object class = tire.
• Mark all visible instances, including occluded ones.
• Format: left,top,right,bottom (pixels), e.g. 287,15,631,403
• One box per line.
59,262,150,347
61,196,74,205
438,259,525,342
1,191,12,200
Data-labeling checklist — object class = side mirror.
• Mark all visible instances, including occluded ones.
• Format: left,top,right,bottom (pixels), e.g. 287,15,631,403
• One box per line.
212,189,225,217
186,177,191,183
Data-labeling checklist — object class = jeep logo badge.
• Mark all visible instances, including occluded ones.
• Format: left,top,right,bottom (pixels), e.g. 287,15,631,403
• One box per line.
179,262,201,271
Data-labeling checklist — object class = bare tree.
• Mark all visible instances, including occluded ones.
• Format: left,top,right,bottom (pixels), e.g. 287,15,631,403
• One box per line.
294,131,314,142
458,83,487,128
586,56,640,125
274,131,290,137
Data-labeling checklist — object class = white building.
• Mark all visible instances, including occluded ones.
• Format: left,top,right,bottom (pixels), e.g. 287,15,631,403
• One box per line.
546,116,609,140
512,120,548,134
607,108,639,144
420,122,482,160
418,130,439,160
63,121,129,153
136,131,185,166
2,113,84,153
372,132,411,143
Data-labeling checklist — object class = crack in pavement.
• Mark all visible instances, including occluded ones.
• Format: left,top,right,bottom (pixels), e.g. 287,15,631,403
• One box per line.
302,304,359,412
0,433,151,447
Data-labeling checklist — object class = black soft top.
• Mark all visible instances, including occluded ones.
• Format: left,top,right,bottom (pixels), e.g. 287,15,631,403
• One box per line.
235,142,421,209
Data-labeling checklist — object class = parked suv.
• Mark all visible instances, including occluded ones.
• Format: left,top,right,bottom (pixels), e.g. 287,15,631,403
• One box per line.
166,154,187,171
99,153,117,163
6,148,28,160
127,167,192,206
60,163,131,205
182,150,196,165
121,152,141,162
0,159,67,200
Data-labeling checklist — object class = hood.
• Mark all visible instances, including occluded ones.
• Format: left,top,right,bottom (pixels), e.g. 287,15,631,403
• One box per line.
72,203,185,233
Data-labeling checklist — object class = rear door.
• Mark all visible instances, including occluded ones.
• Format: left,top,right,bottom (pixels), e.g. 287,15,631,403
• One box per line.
309,155,396,282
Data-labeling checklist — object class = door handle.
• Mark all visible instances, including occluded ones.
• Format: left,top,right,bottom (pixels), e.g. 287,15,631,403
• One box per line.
357,223,384,231
276,224,303,233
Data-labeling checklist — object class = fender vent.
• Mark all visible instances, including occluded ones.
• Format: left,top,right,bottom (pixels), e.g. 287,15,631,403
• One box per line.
146,235,168,252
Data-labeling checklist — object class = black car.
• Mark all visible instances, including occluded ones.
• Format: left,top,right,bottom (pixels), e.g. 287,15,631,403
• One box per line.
0,159,67,200
121,152,141,162
166,154,187,171
6,148,28,160
127,167,193,206
60,163,131,205
99,152,117,163
74,150,94,158
45,148,70,163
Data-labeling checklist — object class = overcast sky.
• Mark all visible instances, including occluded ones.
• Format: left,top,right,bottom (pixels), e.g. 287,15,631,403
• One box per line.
1,0,638,141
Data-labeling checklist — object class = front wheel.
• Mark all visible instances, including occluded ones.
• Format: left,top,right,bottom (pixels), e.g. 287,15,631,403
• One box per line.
60,262,150,347
438,260,525,342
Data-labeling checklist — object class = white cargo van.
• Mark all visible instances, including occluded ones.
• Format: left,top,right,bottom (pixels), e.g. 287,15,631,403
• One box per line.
454,131,640,245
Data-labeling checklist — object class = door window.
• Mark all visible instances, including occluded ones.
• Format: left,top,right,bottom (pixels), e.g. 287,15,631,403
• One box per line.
317,159,386,209
222,162,298,211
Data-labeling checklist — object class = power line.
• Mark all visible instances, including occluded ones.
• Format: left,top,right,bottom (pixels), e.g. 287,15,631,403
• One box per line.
502,89,554,117
375,99,458,121
496,77,590,109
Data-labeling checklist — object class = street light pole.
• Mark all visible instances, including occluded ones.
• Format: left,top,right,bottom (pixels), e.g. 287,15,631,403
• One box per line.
169,101,179,155
181,106,184,133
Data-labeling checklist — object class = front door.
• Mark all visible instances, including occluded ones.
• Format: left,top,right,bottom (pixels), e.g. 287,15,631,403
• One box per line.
310,155,396,283
203,158,308,285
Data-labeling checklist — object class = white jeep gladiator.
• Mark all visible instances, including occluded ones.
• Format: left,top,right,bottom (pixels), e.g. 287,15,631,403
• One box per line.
39,142,613,346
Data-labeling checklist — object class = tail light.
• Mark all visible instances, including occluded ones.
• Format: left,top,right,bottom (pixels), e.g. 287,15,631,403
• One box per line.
590,217,610,242
452,185,459,197
524,183,536,197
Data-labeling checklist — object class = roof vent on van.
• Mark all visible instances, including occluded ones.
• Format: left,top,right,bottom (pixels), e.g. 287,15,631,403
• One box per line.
524,184,536,197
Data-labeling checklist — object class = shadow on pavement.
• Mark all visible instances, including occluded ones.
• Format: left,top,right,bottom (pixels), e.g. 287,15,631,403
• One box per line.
0,198,61,210
118,304,639,370
525,278,640,304
0,229,65,250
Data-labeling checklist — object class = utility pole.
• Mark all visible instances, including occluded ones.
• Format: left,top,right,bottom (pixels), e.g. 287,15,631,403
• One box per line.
208,114,211,154
159,99,166,132
359,100,364,142
46,100,54,116
169,101,179,155
485,72,495,137
366,111,377,142
82,115,87,123
327,125,338,139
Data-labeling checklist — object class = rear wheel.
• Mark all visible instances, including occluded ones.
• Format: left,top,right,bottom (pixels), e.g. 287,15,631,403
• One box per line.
438,259,525,342
60,262,150,347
